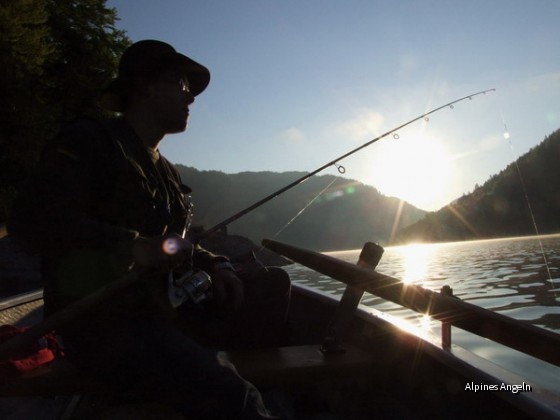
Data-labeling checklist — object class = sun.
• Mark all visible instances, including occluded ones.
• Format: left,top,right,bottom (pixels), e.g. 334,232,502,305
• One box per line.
367,130,451,211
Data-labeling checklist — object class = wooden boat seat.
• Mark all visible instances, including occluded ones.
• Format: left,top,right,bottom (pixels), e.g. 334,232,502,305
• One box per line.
224,343,374,387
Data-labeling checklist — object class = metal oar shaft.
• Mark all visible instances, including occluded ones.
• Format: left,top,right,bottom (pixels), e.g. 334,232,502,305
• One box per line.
200,89,495,239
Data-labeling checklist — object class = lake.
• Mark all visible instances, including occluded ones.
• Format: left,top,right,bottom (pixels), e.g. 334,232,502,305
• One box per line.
282,233,560,394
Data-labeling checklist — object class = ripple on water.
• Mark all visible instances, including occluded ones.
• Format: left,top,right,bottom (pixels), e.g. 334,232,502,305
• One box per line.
460,287,516,300
493,267,518,276
518,282,546,288
497,305,560,321
504,272,539,281
471,276,503,284
524,264,544,270
462,294,533,310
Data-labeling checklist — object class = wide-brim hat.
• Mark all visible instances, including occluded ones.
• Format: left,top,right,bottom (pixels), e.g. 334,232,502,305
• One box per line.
100,40,211,112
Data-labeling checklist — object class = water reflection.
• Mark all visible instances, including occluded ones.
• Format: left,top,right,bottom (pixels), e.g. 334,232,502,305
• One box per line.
391,244,430,284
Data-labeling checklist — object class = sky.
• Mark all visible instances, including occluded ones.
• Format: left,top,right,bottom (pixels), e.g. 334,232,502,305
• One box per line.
107,0,560,212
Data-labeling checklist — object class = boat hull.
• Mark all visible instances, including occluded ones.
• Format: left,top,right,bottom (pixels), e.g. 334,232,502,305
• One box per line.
0,283,556,418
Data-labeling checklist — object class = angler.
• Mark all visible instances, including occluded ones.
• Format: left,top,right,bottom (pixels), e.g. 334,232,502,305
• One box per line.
6,39,289,419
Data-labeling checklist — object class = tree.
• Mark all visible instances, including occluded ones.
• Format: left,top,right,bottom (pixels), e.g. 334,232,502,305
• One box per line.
1,0,51,217
0,0,130,220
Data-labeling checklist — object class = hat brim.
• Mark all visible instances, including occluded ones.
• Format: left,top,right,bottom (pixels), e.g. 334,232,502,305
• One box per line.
100,52,210,113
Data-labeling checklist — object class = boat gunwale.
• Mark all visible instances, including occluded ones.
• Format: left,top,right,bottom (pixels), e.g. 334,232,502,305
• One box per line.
291,282,560,418
0,289,43,312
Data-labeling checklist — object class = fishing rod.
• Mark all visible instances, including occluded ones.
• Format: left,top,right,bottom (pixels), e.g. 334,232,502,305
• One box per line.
199,88,496,240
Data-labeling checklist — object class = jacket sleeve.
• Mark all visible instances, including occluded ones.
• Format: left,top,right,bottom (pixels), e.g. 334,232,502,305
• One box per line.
160,158,231,273
7,119,139,258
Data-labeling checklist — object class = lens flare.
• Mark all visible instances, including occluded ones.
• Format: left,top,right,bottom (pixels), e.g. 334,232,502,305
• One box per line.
162,238,180,255
503,123,510,140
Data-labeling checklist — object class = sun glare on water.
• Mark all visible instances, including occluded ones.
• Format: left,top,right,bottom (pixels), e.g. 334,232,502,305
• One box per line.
397,243,431,284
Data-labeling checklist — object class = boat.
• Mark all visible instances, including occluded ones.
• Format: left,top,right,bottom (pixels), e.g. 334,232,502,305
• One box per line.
1,238,560,419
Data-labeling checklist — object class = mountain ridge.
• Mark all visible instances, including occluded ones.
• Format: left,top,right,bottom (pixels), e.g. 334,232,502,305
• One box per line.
176,166,426,251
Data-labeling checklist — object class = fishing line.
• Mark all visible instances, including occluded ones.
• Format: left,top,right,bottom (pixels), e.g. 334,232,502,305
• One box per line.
500,111,554,288
254,175,341,257
200,88,496,240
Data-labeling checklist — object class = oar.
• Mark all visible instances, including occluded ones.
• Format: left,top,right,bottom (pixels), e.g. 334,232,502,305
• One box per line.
262,238,560,367
0,270,140,361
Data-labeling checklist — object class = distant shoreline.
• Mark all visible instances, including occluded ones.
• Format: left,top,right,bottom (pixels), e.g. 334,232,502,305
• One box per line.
386,231,560,249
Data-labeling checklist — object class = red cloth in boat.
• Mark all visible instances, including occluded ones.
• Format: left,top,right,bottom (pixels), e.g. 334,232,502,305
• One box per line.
0,325,62,378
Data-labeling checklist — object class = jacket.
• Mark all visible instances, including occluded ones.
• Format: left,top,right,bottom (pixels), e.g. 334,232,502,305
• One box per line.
8,118,225,315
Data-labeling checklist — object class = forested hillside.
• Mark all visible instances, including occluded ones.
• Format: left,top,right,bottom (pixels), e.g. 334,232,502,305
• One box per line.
396,129,560,243
0,0,129,220
177,166,426,250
